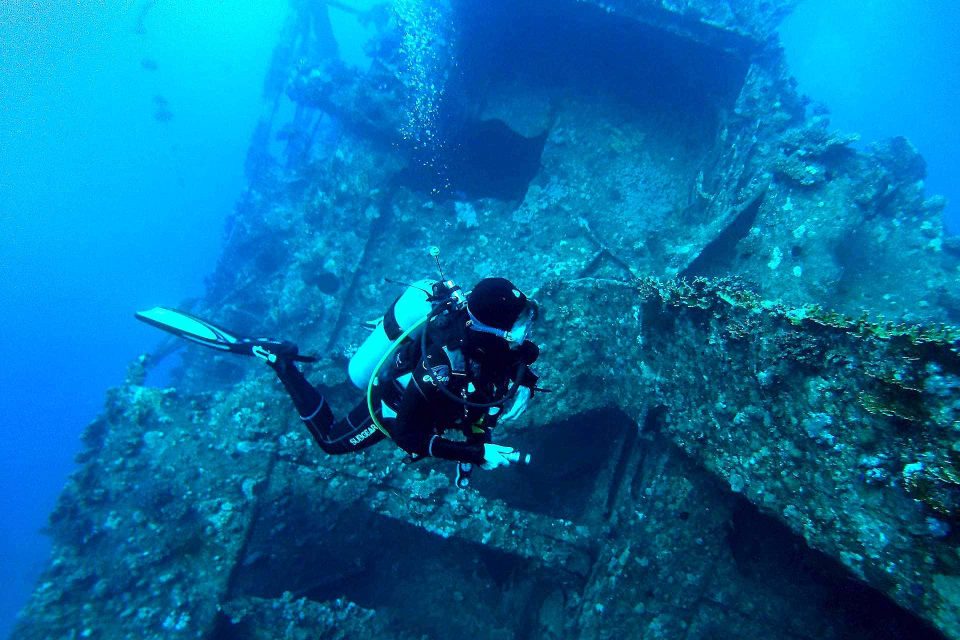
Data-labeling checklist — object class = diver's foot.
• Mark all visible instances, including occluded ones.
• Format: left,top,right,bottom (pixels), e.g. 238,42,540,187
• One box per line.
247,339,299,369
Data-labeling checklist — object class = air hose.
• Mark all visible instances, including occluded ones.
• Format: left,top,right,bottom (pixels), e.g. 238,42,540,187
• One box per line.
365,314,429,437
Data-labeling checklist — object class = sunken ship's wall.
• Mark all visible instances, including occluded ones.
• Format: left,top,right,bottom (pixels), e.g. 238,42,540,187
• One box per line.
13,1,960,639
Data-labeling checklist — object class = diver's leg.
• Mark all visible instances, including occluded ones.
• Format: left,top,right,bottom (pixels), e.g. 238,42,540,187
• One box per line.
270,360,385,455
270,359,336,450
325,400,386,453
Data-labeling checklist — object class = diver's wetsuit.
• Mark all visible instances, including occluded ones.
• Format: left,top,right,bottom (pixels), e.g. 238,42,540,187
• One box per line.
271,310,539,464
271,360,387,455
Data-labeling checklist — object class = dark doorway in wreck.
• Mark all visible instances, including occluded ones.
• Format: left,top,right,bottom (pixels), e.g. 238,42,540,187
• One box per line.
401,0,750,203
453,0,749,117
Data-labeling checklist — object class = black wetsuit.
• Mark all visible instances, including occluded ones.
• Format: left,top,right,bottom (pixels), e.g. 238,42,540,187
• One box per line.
272,310,539,464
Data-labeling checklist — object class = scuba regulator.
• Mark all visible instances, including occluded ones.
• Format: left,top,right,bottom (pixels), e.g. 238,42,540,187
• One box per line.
418,246,529,411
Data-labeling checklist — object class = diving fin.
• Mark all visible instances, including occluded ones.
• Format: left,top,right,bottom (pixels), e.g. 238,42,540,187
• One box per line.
135,306,317,363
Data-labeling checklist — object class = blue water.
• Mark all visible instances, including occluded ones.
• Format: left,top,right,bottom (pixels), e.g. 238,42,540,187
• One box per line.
0,1,957,638
780,0,960,232
0,2,288,637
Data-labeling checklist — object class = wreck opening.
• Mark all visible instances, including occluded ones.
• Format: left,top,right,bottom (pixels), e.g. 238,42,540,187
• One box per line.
397,118,549,201
403,0,751,203
454,0,747,144
223,504,583,640
454,0,748,113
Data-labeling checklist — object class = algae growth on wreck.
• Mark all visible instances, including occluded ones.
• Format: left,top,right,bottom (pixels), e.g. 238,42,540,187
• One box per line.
9,1,960,639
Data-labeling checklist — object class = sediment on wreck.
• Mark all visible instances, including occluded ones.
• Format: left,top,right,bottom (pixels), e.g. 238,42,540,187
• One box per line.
13,0,960,639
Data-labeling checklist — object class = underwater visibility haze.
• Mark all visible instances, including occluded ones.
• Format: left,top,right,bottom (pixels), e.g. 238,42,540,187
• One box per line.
0,1,289,637
2,0,960,639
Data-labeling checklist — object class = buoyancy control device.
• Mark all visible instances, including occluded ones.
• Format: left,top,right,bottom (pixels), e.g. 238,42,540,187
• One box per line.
349,247,530,439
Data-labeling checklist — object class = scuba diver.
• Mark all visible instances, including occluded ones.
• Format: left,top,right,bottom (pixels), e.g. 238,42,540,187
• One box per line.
136,253,542,487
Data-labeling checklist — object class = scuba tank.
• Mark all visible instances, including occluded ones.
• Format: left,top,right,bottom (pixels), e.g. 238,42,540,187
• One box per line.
349,246,466,390
348,278,436,389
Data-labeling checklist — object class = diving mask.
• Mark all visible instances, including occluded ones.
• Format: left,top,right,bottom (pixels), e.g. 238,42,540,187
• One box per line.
466,298,538,346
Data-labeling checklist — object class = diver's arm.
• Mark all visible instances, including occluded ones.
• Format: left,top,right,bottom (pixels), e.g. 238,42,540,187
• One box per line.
391,388,521,469
390,380,486,464
500,387,531,422
516,365,539,390
499,342,538,422
514,340,540,391
429,436,487,465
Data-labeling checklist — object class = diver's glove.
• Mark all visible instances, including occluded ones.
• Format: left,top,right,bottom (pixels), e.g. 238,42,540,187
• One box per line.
500,387,531,422
480,444,531,470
